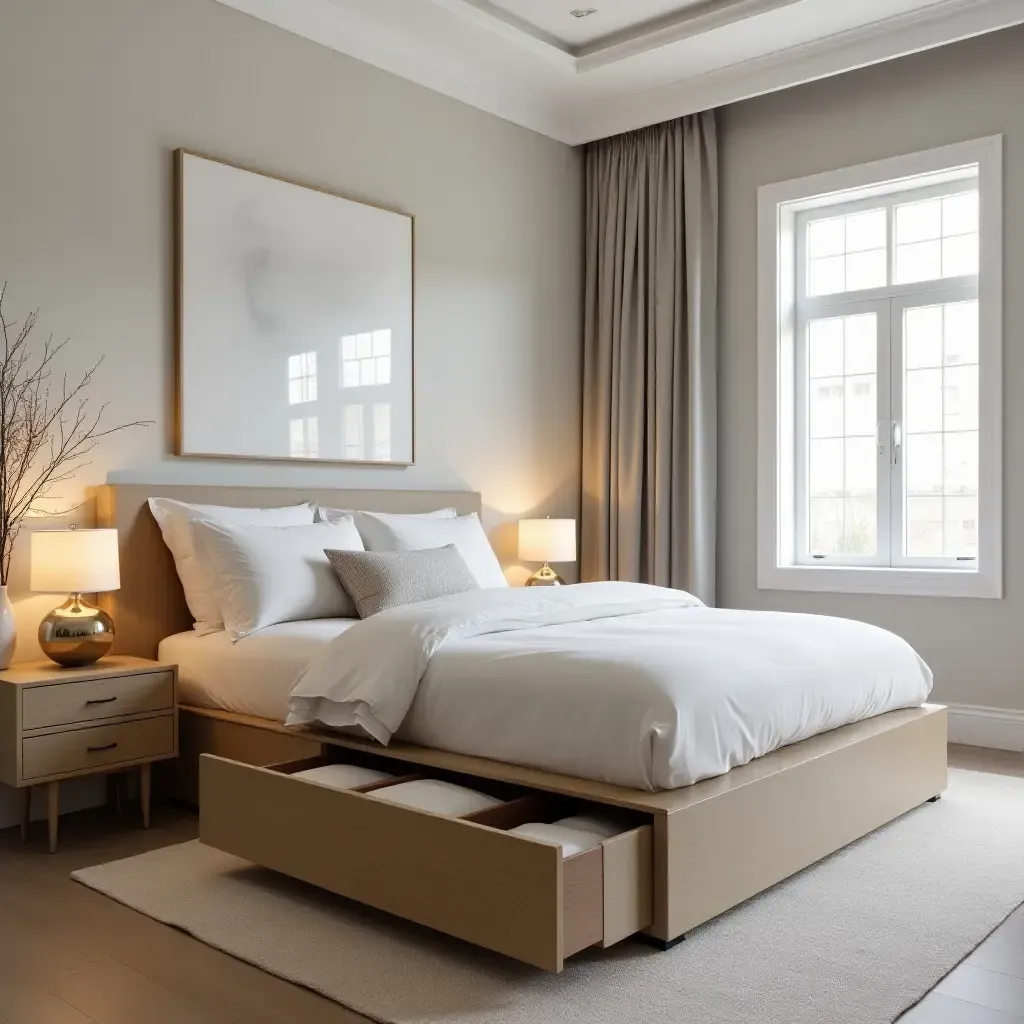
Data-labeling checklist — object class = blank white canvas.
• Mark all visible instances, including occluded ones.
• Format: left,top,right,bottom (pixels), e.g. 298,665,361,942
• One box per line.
178,152,414,464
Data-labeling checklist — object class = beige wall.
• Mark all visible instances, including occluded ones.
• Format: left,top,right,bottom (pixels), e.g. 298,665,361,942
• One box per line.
0,0,582,825
718,26,1024,712
0,0,583,649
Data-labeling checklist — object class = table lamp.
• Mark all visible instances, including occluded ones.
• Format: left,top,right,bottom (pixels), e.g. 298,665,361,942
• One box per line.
518,518,576,587
30,527,120,667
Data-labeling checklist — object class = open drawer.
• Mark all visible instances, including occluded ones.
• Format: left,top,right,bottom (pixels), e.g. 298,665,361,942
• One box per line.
199,749,653,971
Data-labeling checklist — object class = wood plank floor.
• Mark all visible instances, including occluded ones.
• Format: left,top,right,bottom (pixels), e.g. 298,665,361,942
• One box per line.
0,744,1019,1024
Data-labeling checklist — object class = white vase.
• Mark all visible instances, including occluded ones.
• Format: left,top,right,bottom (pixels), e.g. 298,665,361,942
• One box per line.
0,586,16,670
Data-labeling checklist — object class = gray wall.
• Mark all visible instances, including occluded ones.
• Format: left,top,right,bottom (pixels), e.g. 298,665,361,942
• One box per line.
718,26,1024,713
0,0,582,824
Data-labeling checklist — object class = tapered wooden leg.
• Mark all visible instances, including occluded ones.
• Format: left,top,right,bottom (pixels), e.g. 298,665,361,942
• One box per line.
140,763,151,829
19,787,31,843
47,782,59,854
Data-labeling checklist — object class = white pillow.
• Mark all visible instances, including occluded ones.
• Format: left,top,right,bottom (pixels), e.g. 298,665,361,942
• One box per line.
317,506,456,550
190,519,364,640
359,513,507,589
367,779,502,817
149,498,314,635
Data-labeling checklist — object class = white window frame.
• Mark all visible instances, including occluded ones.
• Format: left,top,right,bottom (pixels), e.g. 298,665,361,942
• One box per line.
757,137,1003,598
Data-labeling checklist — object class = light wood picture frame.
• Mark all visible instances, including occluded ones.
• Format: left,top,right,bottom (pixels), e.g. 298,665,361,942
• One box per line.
174,149,414,466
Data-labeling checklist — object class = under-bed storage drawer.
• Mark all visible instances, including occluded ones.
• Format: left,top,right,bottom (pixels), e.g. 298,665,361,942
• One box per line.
199,753,652,971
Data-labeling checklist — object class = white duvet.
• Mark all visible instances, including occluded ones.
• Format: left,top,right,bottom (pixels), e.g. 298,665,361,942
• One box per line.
286,583,933,791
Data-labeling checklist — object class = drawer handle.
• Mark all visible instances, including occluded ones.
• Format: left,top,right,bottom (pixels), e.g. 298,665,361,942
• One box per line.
85,696,118,706
86,742,118,753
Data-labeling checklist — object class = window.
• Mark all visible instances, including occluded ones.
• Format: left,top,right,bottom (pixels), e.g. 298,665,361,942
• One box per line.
757,138,1002,598
340,330,391,389
287,352,317,405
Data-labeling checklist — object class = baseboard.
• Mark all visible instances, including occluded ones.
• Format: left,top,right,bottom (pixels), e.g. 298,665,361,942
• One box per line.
946,703,1024,752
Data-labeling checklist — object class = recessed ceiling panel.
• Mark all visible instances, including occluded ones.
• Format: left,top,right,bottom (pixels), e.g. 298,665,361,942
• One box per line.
486,0,712,47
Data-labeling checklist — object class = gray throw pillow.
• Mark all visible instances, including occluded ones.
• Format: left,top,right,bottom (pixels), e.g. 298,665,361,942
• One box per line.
324,544,480,618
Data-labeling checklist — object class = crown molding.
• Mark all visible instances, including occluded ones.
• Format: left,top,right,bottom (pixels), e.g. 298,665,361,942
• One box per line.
569,0,1024,143
213,0,1024,145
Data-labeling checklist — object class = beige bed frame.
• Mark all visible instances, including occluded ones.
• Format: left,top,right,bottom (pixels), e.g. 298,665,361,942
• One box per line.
95,483,949,971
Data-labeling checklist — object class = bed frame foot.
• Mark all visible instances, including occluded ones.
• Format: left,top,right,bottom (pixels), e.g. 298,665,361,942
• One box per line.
927,795,941,803
640,933,687,952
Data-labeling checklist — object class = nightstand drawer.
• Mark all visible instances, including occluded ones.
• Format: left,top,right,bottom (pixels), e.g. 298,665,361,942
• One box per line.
22,671,175,731
22,715,176,781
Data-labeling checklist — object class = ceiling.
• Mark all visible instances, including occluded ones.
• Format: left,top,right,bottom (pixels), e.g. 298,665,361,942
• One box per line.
482,0,715,49
215,0,1024,144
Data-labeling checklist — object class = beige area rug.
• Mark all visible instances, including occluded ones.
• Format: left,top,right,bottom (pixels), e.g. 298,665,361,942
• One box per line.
73,769,1024,1024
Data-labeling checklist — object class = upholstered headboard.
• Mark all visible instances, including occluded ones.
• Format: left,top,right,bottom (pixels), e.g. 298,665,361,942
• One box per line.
95,484,482,659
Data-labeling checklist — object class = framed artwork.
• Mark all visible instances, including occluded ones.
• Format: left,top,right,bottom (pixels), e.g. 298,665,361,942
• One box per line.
175,149,414,465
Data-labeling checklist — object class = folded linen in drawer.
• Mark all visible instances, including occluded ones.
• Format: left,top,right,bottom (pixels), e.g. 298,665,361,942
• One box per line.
509,813,636,857
368,779,502,817
508,822,607,858
293,764,395,791
555,813,636,839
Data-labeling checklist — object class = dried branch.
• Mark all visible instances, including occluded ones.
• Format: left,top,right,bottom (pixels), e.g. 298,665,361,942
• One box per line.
0,286,151,584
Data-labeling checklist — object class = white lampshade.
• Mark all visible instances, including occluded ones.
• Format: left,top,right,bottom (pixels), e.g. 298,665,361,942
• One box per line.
30,529,121,594
518,518,577,564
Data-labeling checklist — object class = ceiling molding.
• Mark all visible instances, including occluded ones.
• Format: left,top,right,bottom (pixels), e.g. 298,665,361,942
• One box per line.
575,0,803,69
213,0,1024,146
569,0,1024,143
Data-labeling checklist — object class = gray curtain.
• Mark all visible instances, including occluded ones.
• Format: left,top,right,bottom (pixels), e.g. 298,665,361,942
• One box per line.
581,112,718,602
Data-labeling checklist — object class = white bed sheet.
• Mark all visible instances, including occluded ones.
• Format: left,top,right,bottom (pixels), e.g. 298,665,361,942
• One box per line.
288,584,934,791
159,619,357,722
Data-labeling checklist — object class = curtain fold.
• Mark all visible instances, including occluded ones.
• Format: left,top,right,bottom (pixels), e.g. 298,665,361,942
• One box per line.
581,112,718,603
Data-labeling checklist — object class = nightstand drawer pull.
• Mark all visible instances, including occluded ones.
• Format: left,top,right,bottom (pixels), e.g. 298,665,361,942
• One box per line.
87,742,119,753
85,696,118,706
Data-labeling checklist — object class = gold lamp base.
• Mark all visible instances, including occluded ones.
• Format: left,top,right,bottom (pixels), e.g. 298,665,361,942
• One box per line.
526,563,565,587
38,594,115,668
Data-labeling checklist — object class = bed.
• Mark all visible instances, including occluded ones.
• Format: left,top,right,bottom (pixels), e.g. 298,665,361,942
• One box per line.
96,483,948,972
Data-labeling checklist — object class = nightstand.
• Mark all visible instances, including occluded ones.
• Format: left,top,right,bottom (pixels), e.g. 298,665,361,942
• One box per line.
0,656,178,852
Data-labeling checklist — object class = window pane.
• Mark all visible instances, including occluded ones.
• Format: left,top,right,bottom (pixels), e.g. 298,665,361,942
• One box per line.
372,329,391,356
845,494,877,556
845,437,877,494
357,333,372,358
844,315,876,374
359,358,375,386
942,233,979,277
844,376,875,436
808,498,843,556
943,365,978,432
809,379,843,438
896,240,942,284
808,319,844,377
943,192,978,236
905,306,943,369
944,431,978,494
809,438,844,496
808,256,845,296
845,210,886,252
808,217,845,258
906,497,943,557
944,301,979,365
905,433,942,495
375,356,391,385
845,249,886,291
905,368,942,433
943,495,978,559
896,199,941,244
